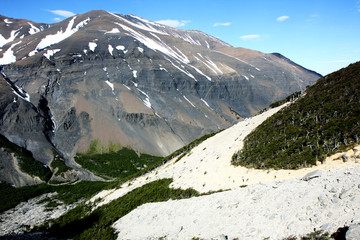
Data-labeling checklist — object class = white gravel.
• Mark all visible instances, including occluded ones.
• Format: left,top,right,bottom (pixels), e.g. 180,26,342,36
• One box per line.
0,193,78,236
113,166,360,240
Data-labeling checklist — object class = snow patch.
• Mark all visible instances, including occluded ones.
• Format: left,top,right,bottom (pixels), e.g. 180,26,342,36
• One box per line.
0,41,22,64
108,44,114,56
105,28,120,34
0,29,21,47
189,65,211,81
89,42,97,52
35,17,90,51
201,98,213,110
43,49,61,60
123,84,131,90
105,80,114,91
108,12,168,36
183,95,196,108
116,45,127,53
242,75,249,81
132,70,137,78
132,81,138,87
4,19,13,24
167,58,197,81
137,47,144,53
137,88,152,109
28,22,41,35
115,23,190,64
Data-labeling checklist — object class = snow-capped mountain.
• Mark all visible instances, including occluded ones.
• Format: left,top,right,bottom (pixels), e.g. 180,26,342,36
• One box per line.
0,10,321,179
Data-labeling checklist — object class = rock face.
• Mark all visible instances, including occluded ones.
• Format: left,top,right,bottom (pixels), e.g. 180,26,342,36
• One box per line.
0,10,321,183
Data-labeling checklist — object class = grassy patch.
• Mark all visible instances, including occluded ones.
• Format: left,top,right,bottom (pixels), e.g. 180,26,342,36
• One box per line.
75,148,162,179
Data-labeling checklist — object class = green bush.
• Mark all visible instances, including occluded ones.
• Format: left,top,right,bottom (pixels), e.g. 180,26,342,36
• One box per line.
43,178,199,240
0,134,52,182
233,62,360,169
75,148,162,179
50,151,71,175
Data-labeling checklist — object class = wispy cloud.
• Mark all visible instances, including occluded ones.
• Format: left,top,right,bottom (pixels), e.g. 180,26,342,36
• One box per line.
240,34,260,40
276,16,290,22
48,10,76,18
213,22,231,27
155,19,191,28
307,14,320,22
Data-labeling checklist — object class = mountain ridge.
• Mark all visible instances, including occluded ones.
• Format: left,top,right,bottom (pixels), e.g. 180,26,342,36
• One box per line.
0,10,320,185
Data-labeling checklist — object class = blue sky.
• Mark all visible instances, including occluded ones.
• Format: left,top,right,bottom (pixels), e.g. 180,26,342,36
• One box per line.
2,0,360,75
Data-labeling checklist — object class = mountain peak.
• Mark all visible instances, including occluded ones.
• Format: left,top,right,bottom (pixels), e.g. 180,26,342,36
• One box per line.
0,10,320,175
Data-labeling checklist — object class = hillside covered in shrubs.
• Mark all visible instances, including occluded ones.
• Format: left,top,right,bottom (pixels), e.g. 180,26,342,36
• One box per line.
232,61,360,169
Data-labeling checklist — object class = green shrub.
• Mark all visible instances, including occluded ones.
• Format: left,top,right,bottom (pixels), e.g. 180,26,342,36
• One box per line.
233,62,360,169
75,148,162,179
0,134,52,182
43,178,199,240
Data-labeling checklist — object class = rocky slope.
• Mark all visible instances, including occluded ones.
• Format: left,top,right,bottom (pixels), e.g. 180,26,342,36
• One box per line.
1,103,358,239
0,10,320,185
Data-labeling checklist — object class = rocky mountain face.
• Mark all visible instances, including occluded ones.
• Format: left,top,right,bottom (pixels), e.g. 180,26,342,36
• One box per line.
0,10,321,184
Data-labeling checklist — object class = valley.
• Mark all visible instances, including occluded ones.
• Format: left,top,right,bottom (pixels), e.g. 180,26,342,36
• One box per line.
0,9,359,240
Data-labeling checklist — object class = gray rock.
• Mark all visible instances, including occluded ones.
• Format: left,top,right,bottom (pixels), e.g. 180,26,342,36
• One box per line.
346,224,360,240
302,170,323,181
339,189,352,199
331,197,340,204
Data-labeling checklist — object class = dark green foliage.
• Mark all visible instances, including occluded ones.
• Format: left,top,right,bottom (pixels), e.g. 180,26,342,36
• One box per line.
75,148,162,179
233,62,360,169
0,182,52,213
301,230,330,240
269,91,302,109
50,151,71,175
43,178,199,240
0,134,52,181
0,180,114,213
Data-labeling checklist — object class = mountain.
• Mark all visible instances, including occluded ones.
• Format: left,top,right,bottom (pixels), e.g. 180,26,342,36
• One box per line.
0,62,358,239
0,10,320,185
0,15,49,48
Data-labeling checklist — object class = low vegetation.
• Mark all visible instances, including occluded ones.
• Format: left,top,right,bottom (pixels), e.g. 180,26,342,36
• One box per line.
0,181,115,213
0,134,52,182
50,151,72,176
233,62,360,169
39,178,199,240
75,145,163,179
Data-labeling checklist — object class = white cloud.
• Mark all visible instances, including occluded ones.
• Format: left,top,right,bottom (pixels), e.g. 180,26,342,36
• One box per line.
213,22,231,27
53,17,62,22
240,34,260,40
307,14,320,22
155,19,191,28
48,10,76,18
276,16,290,22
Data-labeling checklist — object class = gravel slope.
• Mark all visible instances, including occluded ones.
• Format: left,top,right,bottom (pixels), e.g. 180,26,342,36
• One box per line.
113,166,360,240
